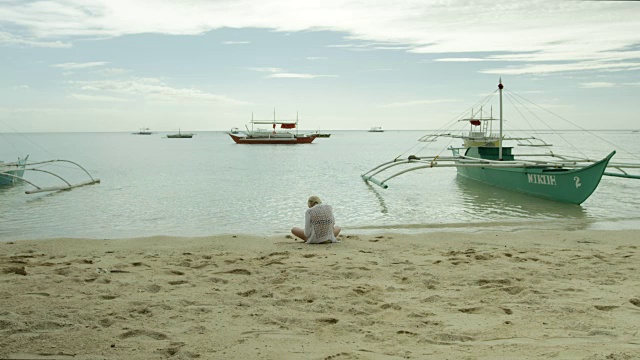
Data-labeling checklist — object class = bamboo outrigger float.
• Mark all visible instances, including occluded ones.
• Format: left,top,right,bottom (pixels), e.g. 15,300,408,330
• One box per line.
1,157,100,194
362,80,640,205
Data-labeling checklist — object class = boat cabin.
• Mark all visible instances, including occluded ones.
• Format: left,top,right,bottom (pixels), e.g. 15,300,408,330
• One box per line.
465,146,514,161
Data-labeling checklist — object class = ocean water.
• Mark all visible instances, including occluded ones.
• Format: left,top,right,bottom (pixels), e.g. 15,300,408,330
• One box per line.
1,130,640,241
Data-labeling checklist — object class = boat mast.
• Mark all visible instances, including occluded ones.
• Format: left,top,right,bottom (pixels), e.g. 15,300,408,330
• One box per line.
498,78,504,161
490,106,493,135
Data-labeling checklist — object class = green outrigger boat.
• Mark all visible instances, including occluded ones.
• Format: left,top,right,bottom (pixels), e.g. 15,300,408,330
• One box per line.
362,80,640,205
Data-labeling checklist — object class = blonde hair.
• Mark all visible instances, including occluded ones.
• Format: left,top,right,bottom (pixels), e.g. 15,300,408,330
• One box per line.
307,196,322,206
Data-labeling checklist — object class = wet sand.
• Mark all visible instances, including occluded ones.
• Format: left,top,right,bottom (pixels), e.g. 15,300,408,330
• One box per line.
1,230,639,359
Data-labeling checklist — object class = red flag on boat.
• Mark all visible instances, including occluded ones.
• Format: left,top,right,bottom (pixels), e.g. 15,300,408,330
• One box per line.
470,119,481,126
281,123,296,129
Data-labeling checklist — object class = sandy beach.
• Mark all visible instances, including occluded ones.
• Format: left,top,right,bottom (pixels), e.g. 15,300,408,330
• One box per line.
1,230,639,359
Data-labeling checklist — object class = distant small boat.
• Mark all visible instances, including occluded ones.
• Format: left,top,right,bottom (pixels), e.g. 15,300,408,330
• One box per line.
313,131,331,138
166,129,194,139
369,126,384,132
132,127,152,135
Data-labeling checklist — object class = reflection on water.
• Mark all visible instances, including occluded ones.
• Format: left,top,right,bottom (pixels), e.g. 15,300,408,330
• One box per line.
363,179,388,214
454,175,589,221
2,130,637,240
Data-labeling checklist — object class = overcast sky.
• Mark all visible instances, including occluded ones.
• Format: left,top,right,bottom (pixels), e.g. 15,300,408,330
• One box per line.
1,0,639,132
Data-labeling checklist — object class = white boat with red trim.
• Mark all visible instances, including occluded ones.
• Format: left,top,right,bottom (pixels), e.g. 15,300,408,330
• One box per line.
228,111,317,144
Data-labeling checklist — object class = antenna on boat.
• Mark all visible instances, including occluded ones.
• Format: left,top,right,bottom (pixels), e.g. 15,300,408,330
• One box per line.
498,78,504,161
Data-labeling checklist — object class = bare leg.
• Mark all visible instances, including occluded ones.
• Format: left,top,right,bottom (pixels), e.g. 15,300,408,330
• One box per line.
333,226,341,237
291,227,307,242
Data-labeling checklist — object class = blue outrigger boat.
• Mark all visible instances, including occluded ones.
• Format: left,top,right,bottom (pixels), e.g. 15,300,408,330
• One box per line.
0,156,27,186
1,157,100,194
362,80,640,205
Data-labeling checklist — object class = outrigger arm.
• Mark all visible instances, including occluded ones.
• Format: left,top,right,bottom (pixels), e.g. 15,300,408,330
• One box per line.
362,151,640,189
6,159,101,194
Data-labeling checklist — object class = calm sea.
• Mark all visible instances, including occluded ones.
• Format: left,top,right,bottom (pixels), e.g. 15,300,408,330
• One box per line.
1,130,639,241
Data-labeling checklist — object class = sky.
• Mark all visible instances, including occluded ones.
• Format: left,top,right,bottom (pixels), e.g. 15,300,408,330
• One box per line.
1,0,639,132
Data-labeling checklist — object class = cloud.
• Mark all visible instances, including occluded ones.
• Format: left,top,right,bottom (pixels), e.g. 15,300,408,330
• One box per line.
0,31,71,48
328,42,412,52
0,1,639,75
69,93,131,102
68,77,248,104
53,62,108,69
481,61,640,75
249,67,282,73
433,58,488,62
579,82,615,89
266,73,337,79
250,67,336,79
95,68,130,76
306,57,327,60
222,40,250,45
380,99,458,108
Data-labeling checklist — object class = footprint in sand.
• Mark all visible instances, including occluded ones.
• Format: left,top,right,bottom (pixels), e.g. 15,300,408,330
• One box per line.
222,269,251,275
458,307,483,314
2,266,27,275
119,329,168,340
317,317,339,324
156,342,197,358
430,333,475,344
98,318,114,328
352,285,375,295
146,284,161,293
324,352,352,360
53,267,75,276
237,289,257,297
168,280,189,285
397,330,418,336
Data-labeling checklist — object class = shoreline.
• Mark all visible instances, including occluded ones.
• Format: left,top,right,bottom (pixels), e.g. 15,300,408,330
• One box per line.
4,215,640,242
1,229,639,359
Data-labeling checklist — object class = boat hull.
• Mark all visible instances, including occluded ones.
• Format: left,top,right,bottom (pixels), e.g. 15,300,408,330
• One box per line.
229,134,316,144
0,159,27,186
455,148,615,205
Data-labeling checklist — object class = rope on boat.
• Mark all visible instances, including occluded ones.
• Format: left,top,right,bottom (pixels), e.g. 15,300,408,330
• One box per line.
504,91,588,160
507,90,640,161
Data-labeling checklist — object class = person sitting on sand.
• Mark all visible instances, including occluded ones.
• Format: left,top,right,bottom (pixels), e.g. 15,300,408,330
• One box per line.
291,196,341,244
